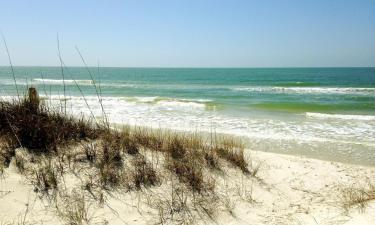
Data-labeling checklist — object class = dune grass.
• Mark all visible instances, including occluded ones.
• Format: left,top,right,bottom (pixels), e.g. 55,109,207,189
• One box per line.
0,87,254,224
0,93,103,153
0,92,253,192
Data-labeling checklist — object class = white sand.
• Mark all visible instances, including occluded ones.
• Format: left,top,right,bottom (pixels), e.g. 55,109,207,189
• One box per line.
0,150,374,225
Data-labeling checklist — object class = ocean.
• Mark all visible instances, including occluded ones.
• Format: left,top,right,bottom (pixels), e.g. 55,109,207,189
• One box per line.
1,67,374,165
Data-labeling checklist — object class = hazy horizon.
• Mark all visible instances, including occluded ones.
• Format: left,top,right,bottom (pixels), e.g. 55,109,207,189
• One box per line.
0,65,375,69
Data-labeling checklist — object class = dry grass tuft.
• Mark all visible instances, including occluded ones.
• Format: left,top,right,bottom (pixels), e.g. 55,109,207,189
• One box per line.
132,127,164,151
82,142,97,164
89,133,128,188
341,182,375,212
168,160,205,192
168,136,187,160
167,153,215,193
0,136,17,169
31,157,60,192
214,137,249,173
151,185,195,225
131,155,159,189
14,148,30,174
55,189,93,225
204,150,220,170
96,153,123,188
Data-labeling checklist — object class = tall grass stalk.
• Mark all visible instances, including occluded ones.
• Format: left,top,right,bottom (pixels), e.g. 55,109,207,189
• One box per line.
56,33,67,114
1,32,19,99
97,61,109,127
75,47,108,128
61,61,99,125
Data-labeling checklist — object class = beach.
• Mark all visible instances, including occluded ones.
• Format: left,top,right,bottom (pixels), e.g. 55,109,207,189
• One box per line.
1,0,374,224
1,149,374,225
0,67,374,224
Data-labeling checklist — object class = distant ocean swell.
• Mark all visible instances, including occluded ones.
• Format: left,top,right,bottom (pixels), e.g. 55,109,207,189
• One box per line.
253,102,375,113
1,79,375,97
32,78,136,87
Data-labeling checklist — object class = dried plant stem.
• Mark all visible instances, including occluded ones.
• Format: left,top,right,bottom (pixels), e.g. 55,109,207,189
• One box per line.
1,32,19,99
56,33,67,114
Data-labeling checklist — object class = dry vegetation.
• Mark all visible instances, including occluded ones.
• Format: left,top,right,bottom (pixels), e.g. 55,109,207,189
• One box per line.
0,88,258,224
341,181,375,213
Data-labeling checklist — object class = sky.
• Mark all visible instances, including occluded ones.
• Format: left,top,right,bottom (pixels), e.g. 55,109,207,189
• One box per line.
0,0,374,67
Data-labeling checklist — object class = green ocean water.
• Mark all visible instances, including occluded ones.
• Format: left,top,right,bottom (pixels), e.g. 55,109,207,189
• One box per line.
1,67,375,114
0,67,374,165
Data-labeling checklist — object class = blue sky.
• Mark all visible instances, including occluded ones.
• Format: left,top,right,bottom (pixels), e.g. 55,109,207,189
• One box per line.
0,0,374,67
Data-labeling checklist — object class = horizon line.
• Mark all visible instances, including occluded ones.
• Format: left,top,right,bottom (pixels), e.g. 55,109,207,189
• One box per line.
0,65,374,69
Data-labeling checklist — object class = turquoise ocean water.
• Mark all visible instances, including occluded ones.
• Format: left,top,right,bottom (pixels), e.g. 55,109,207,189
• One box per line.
0,67,374,165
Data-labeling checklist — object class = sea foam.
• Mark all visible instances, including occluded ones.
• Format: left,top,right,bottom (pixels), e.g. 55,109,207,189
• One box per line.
306,112,375,121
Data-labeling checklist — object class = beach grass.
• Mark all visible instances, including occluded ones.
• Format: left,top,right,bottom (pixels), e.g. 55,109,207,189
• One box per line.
341,181,375,213
0,87,255,224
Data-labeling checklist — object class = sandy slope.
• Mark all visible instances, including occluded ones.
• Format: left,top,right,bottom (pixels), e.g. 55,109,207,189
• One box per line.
0,150,374,225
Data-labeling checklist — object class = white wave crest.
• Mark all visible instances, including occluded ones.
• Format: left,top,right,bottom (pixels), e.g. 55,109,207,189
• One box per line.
232,86,375,95
122,96,211,107
306,112,375,121
156,100,206,109
33,78,93,85
39,95,208,110
123,96,159,103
